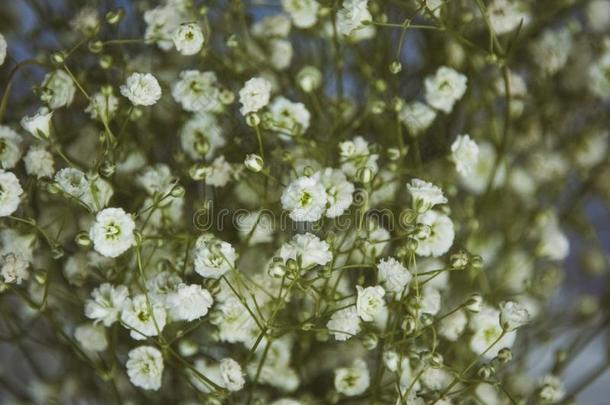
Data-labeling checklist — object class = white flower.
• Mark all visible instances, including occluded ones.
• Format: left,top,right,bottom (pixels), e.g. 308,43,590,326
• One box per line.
172,70,222,112
460,141,506,194
399,101,437,136
1,253,29,284
166,284,214,322
415,211,454,257
270,39,293,70
0,126,22,169
313,168,354,218
536,211,569,261
180,113,226,160
269,96,311,136
279,232,332,269
356,285,386,322
219,358,245,391
205,155,233,187
488,0,530,35
421,286,441,315
531,28,572,75
244,153,264,173
281,176,328,222
282,0,320,29
377,257,412,294
85,90,119,121
120,73,162,106
339,136,379,178
499,300,530,331
121,294,167,340
252,15,292,38
239,77,272,115
85,283,129,326
23,146,54,179
337,0,372,36
20,107,53,139
407,178,447,210
439,309,468,341
424,66,468,113
539,375,565,403
334,359,370,396
193,234,237,279
0,33,6,66
470,306,517,359
0,170,23,217
74,324,108,352
144,5,183,51
173,23,204,55
587,0,610,32
40,70,75,109
126,346,164,391
327,306,361,341
89,208,136,258
236,210,275,245
137,164,175,195
451,134,479,176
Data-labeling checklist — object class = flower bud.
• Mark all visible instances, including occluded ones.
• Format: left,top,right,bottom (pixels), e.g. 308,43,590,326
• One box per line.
297,66,322,93
478,364,495,379
244,153,264,173
268,258,286,278
450,251,469,269
245,113,261,127
497,348,512,363
170,185,185,198
362,332,378,350
465,293,483,313
75,231,91,247
105,8,124,25
99,54,113,69
50,51,66,65
99,161,116,178
88,40,104,53
357,166,374,184
389,61,402,74
189,163,207,180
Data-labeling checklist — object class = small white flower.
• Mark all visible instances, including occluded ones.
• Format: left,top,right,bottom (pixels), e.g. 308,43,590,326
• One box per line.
1,253,29,284
279,232,332,269
85,90,119,121
126,346,164,391
531,28,572,75
173,23,205,55
337,0,372,36
40,70,75,109
20,107,53,139
120,73,162,106
121,294,167,340
270,39,293,70
424,66,468,113
180,113,226,160
415,210,455,257
313,168,354,218
166,283,214,322
85,283,129,326
23,146,54,179
451,134,479,176
399,101,437,136
172,70,222,112
239,77,272,115
339,136,379,178
193,234,237,279
488,0,530,35
252,15,292,38
407,179,447,211
219,358,245,391
439,309,468,341
539,375,565,403
0,170,23,217
281,176,328,222
356,285,386,322
236,210,274,245
269,96,311,136
89,208,136,258
144,5,183,51
470,306,516,359
421,286,441,315
327,306,361,341
499,300,531,331
244,153,264,173
377,257,412,294
205,155,233,187
282,0,320,28
0,33,6,66
0,126,22,169
334,359,370,396
74,324,108,352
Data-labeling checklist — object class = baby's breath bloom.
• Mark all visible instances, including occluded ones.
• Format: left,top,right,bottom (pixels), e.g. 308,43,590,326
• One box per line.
0,170,23,217
269,96,311,136
499,300,531,331
407,179,447,210
470,306,516,359
20,107,53,139
356,285,387,322
205,155,233,187
281,176,328,222
451,134,479,176
193,234,237,279
0,126,23,169
337,0,372,36
415,210,455,257
172,70,222,112
74,324,108,352
173,23,204,55
126,346,164,391
85,283,129,326
166,283,214,322
120,73,162,106
334,359,370,396
239,77,272,115
23,146,54,179
439,309,468,341
180,113,226,160
121,294,167,340
327,306,361,341
282,0,320,29
399,101,437,136
339,136,379,178
488,0,530,35
424,66,468,113
377,257,412,294
1,253,29,284
85,90,119,121
313,168,354,218
89,208,136,258
539,375,565,403
40,70,75,109
279,232,332,269
219,358,246,391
